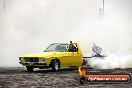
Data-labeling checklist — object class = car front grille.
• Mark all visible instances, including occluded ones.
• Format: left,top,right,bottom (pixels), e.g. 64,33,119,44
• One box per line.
24,57,39,62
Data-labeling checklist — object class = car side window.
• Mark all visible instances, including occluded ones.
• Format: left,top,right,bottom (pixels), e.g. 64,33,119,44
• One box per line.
56,44,67,52
67,43,78,52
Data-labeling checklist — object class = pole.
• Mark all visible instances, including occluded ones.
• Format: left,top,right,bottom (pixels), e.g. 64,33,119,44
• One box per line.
103,0,104,14
3,0,5,9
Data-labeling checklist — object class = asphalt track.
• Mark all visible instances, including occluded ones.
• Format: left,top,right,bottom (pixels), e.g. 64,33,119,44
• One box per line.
0,67,132,88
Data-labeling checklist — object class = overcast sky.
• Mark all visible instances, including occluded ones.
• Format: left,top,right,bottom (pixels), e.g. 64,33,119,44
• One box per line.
0,0,132,66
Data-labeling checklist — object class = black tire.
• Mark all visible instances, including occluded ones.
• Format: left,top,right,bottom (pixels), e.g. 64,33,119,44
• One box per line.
26,67,34,72
82,59,87,66
79,76,87,85
51,60,59,72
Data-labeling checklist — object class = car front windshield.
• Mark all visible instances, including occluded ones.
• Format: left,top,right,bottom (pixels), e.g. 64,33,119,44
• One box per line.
44,43,69,52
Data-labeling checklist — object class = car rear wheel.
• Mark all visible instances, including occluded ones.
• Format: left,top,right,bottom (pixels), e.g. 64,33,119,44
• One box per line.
52,60,59,72
82,59,87,66
26,66,34,72
79,76,87,85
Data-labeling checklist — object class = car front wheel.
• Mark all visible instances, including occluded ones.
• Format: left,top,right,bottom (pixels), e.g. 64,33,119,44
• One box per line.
26,66,34,72
52,60,59,72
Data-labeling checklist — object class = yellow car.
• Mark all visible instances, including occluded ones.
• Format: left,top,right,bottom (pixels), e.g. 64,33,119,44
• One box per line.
19,42,83,72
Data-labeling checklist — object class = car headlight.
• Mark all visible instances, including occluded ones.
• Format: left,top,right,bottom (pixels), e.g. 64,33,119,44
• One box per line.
19,57,23,61
41,58,45,62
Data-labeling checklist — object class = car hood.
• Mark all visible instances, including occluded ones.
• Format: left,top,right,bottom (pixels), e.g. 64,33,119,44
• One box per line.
20,52,62,58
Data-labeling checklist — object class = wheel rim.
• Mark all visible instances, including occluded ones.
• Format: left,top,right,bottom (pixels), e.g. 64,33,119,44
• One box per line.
55,61,59,70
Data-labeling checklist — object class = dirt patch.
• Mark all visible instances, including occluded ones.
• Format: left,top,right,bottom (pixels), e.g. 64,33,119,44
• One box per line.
0,67,132,88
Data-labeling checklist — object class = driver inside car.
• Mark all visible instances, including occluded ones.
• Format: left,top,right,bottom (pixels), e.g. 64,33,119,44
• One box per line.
67,41,77,52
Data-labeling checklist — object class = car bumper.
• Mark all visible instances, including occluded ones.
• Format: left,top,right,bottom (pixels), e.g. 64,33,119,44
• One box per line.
19,62,48,66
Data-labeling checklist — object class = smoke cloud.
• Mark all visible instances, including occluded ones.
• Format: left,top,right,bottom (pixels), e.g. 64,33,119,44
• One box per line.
0,0,132,68
87,54,132,69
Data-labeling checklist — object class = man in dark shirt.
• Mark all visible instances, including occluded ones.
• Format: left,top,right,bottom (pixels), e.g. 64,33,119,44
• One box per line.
68,41,77,52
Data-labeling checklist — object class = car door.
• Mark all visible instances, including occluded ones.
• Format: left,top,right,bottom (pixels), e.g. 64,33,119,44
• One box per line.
69,43,82,66
58,52,72,67
59,43,82,67
65,43,81,66
57,44,73,67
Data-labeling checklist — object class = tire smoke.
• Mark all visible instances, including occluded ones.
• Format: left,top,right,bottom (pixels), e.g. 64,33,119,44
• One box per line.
87,54,132,69
0,0,132,67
